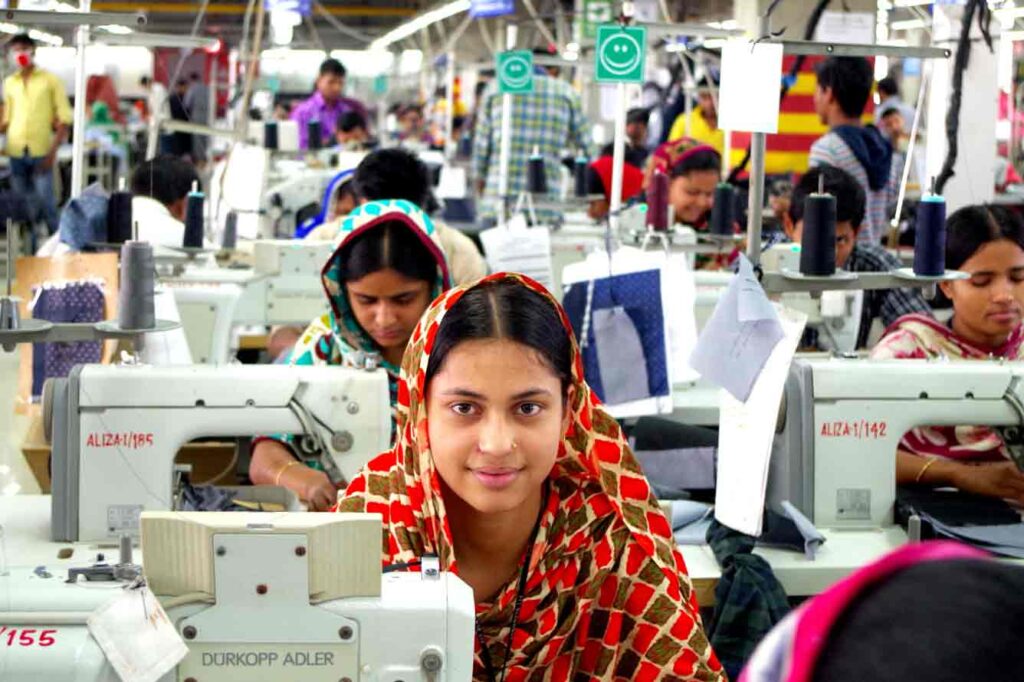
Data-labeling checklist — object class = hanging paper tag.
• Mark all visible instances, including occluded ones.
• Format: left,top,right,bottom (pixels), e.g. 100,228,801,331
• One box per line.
87,585,188,682
718,38,783,134
479,220,555,292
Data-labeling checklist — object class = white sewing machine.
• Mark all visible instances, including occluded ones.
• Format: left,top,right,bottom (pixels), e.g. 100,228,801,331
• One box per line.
768,357,1024,529
0,508,474,681
761,244,864,352
45,364,390,543
162,240,334,363
210,143,340,241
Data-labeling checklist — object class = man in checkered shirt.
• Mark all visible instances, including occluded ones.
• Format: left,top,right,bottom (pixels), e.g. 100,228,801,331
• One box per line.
782,165,933,350
472,52,592,224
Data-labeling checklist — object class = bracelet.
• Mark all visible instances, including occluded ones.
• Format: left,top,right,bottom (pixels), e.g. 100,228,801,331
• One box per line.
915,457,938,484
275,460,300,486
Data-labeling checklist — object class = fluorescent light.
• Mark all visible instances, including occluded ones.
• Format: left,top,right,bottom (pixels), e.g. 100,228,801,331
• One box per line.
369,0,470,51
703,38,727,49
664,42,687,53
97,24,133,34
706,19,737,30
997,6,1024,20
1003,30,1024,40
891,18,930,31
0,22,62,45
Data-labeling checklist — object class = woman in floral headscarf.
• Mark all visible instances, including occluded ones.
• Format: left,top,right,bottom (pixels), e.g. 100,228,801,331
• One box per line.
337,273,724,681
645,137,722,229
250,199,452,510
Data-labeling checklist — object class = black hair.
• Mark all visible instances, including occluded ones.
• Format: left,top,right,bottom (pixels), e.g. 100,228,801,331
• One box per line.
879,106,903,120
339,221,437,284
813,559,1024,682
400,104,424,118
130,155,199,208
945,204,1024,270
9,34,34,49
585,165,606,197
319,58,346,78
670,148,721,179
474,80,489,98
816,57,874,118
353,148,430,207
788,165,866,230
627,107,650,127
338,109,367,133
189,72,201,82
139,76,151,87
877,76,899,98
425,280,573,395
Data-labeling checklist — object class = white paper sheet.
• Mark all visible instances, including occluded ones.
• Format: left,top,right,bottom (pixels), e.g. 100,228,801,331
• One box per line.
479,217,555,292
814,11,876,44
437,165,469,199
718,39,784,134
714,306,808,536
87,585,189,682
690,255,784,403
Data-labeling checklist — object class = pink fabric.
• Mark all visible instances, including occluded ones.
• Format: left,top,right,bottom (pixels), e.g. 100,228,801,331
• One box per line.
871,313,1024,462
741,541,989,682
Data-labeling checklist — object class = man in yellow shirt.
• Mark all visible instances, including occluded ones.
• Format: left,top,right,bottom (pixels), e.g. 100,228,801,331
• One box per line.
667,78,724,155
1,34,72,234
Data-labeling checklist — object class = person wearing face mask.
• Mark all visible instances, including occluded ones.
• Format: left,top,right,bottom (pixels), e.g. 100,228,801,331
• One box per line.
871,205,1024,503
1,34,72,235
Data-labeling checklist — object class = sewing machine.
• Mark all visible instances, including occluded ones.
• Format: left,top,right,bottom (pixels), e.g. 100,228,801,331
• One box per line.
163,240,334,363
761,244,864,352
768,357,1024,529
0,507,474,681
210,143,339,241
45,363,390,543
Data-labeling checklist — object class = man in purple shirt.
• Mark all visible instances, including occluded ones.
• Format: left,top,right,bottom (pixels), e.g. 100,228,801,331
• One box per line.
290,58,368,150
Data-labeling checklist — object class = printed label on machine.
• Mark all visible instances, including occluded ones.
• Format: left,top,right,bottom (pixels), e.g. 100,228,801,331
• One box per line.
107,505,143,534
180,643,355,681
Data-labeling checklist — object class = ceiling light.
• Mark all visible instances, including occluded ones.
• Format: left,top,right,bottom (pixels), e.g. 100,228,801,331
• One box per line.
369,0,470,51
890,18,930,31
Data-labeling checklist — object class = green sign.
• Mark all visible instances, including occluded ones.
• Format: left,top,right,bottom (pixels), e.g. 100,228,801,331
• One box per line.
497,50,534,94
582,0,614,40
595,25,647,84
372,74,388,95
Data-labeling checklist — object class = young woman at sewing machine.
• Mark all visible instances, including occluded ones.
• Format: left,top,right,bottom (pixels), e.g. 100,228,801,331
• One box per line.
250,200,453,511
337,274,725,681
872,205,1024,503
646,137,722,230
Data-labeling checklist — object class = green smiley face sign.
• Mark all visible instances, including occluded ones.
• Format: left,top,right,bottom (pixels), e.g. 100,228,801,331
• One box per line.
497,50,534,94
595,25,647,83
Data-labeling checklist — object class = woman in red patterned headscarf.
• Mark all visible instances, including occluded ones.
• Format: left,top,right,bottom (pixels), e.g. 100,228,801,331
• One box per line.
337,273,724,681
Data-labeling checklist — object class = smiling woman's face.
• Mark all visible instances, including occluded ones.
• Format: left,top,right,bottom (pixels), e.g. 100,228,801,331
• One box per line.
426,338,571,515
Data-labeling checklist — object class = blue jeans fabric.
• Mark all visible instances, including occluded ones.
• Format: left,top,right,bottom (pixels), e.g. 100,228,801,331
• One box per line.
10,155,59,234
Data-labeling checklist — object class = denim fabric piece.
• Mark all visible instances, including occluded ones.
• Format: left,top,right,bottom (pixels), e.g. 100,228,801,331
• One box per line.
31,282,105,397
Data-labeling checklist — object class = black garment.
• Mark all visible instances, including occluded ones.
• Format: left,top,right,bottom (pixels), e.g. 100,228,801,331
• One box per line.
831,124,893,191
168,92,192,157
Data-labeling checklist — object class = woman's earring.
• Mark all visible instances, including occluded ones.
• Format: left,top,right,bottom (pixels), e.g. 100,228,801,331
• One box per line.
512,441,518,450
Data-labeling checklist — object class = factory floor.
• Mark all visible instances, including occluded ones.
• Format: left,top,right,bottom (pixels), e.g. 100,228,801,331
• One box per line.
0,348,39,496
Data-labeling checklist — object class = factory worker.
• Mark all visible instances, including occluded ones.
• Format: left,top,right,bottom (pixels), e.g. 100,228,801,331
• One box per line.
872,205,1024,502
585,153,645,221
250,200,452,510
783,165,931,350
742,541,1024,682
646,137,721,229
337,274,725,681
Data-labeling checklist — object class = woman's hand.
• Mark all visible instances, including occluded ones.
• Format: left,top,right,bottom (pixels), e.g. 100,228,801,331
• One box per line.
291,466,338,511
951,461,1024,504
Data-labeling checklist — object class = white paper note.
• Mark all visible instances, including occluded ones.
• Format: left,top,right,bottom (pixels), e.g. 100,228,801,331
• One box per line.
690,255,784,403
479,217,555,292
718,39,784,134
87,585,189,682
814,11,876,44
714,306,808,536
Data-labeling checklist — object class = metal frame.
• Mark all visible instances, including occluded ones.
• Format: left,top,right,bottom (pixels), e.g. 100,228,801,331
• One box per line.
0,9,146,28
93,32,220,49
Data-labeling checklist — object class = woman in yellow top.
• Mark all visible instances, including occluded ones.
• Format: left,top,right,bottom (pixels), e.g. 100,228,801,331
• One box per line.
667,80,724,156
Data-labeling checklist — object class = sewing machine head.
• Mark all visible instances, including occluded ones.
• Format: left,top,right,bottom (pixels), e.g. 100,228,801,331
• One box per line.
45,364,391,543
0,512,474,681
768,357,1024,529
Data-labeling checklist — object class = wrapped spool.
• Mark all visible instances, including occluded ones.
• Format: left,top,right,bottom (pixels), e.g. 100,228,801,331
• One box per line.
574,156,589,198
106,190,133,245
527,150,547,194
183,182,205,249
914,194,947,277
646,170,670,232
264,121,279,150
799,189,837,276
222,210,238,251
307,119,322,150
117,241,155,330
709,183,736,238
